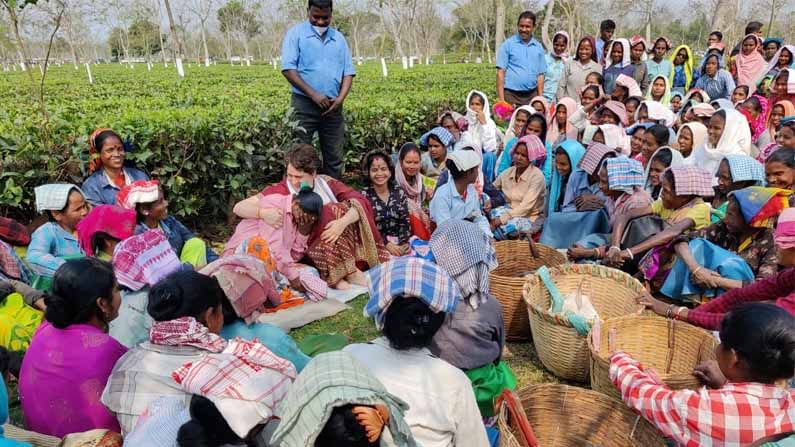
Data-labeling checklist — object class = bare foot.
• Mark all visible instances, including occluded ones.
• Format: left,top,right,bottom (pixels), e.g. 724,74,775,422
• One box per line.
347,270,368,287
333,279,352,290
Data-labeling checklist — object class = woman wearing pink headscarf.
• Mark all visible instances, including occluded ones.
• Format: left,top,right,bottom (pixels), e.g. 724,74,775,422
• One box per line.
546,97,578,145
732,34,768,95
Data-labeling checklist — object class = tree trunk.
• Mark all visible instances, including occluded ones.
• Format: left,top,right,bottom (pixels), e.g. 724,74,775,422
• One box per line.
200,20,210,66
162,0,185,76
495,0,505,55
541,0,555,50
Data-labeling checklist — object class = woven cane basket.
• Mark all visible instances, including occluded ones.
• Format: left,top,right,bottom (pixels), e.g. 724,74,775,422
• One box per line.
498,384,665,447
523,264,645,382
490,240,567,341
589,315,718,399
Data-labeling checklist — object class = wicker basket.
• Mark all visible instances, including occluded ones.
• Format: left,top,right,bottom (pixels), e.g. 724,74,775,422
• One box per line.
498,384,665,446
490,240,567,341
589,315,718,399
523,264,645,382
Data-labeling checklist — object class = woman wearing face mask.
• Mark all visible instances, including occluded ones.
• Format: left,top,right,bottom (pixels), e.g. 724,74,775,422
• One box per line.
557,36,602,101
690,109,753,177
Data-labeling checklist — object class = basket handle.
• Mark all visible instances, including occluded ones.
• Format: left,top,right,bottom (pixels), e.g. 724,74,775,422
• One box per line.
523,232,540,259
495,389,539,447
665,318,676,374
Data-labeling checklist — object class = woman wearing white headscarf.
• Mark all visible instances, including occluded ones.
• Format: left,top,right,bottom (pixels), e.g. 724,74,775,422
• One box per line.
690,108,752,178
604,39,633,94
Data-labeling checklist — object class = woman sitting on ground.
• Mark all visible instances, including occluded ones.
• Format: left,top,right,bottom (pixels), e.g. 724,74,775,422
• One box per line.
690,108,753,177
81,129,149,206
641,208,795,330
546,98,578,146
429,150,492,238
419,127,454,179
738,95,771,149
646,74,672,106
766,148,795,208
117,180,218,268
272,351,418,447
19,258,126,438
396,143,434,241
496,113,553,184
0,217,37,300
758,100,795,161
611,303,795,445
76,205,136,262
496,106,534,173
675,121,708,160
343,258,489,447
239,144,388,290
462,91,499,181
361,150,411,256
546,140,587,217
644,146,684,199
437,111,465,145
710,154,766,222
26,184,88,283
489,135,546,240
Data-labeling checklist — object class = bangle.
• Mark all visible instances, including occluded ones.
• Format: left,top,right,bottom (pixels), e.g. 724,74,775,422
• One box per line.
593,248,600,258
675,306,687,321
624,248,633,259
665,304,676,319
692,266,702,276
608,245,621,254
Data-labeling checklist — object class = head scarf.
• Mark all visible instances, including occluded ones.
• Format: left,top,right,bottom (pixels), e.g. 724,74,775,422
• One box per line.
597,100,629,127
437,110,467,140
606,156,645,193
652,36,672,53
598,124,630,155
700,53,724,78
668,166,714,197
112,229,181,291
172,338,297,438
763,37,784,52
364,257,460,330
769,69,795,109
530,96,553,122
669,45,695,91
546,97,578,145
690,102,717,119
582,125,600,145
579,143,616,176
758,45,795,84
514,135,547,164
767,100,795,143
682,88,712,106
271,351,417,447
76,205,136,257
697,109,753,173
735,34,767,95
738,95,770,144
576,36,598,63
774,208,795,249
606,38,631,68
0,217,29,247
200,255,281,322
615,74,643,97
644,146,685,196
87,128,114,175
429,220,497,309
552,31,570,59
547,140,586,215
465,90,492,127
677,122,708,154
116,179,160,210
722,154,766,186
34,184,83,213
638,100,676,127
646,74,672,106
505,105,536,141
730,186,792,229
419,127,454,149
629,35,648,54
123,397,190,446
712,98,735,110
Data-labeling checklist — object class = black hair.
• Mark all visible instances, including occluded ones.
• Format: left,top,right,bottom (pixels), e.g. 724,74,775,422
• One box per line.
93,130,123,153
382,295,445,350
710,31,723,41
651,147,673,167
582,84,601,100
522,113,549,143
45,258,116,329
743,95,761,113
600,19,616,32
625,96,642,109
767,148,795,168
147,270,224,322
90,232,118,257
399,142,422,159
0,346,23,379
702,54,721,75
315,404,378,447
296,186,323,216
744,21,763,35
734,85,749,96
308,0,332,10
647,124,670,146
720,303,795,383
469,92,485,105
586,71,604,85
518,11,536,25
361,149,395,188
177,395,243,447
285,143,321,174
662,168,676,189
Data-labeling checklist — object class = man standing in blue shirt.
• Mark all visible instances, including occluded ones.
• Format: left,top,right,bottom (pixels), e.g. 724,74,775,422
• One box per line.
595,19,616,64
281,0,355,178
496,11,546,107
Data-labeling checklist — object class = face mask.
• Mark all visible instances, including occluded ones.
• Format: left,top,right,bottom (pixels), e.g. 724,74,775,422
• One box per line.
313,25,328,36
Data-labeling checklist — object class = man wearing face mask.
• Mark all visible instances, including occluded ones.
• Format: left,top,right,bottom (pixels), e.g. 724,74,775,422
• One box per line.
281,0,354,179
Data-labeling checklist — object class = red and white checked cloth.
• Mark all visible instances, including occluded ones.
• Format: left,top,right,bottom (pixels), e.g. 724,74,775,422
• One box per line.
609,351,795,446
172,337,297,438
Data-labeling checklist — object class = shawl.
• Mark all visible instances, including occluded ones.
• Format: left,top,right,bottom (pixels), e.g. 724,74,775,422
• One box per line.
547,140,586,215
712,98,735,110
149,316,227,353
598,124,630,155
690,102,717,119
88,127,114,176
615,74,643,97
646,74,672,106
515,135,547,163
364,257,460,330
606,156,645,194
669,166,714,197
116,180,160,209
0,217,30,246
428,220,498,309
769,100,795,136
172,338,297,438
677,122,708,155
669,45,695,91
723,154,765,185
598,100,629,127
774,208,795,249
739,95,770,144
768,69,795,109
504,105,536,141
735,34,767,95
464,90,496,152
692,109,752,176
76,205,136,257
200,255,280,322
530,96,553,122
34,183,83,213
546,97,578,145
578,142,616,175
395,155,426,207
638,100,676,127
606,39,632,69
577,36,598,63
112,230,181,291
123,397,190,446
271,351,417,447
552,31,570,58
582,125,600,145
756,45,795,85
437,111,467,133
644,146,685,197
730,186,792,229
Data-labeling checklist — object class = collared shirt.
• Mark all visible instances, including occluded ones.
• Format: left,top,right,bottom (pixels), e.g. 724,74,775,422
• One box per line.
493,165,545,219
421,152,447,179
646,59,673,84
26,222,82,277
429,181,491,238
496,35,547,92
344,338,489,447
82,167,149,206
557,59,602,101
610,351,795,446
694,69,736,100
596,38,607,64
134,216,218,263
543,54,566,101
281,21,356,99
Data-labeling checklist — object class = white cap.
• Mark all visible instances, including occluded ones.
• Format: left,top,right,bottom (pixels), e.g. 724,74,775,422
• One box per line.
447,150,481,171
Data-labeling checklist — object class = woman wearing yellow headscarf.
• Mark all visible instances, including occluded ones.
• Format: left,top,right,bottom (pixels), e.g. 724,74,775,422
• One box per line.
669,45,695,94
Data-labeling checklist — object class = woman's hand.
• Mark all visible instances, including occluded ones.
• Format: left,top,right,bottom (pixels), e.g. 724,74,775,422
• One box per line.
482,197,492,214
490,218,501,231
693,360,727,389
691,267,721,289
575,195,605,211
637,292,671,317
288,277,305,292
476,110,487,124
386,242,408,257
321,219,348,244
568,246,597,259
259,208,283,229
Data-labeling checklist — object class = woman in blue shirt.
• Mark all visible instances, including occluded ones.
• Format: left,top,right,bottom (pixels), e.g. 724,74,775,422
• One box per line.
81,129,149,206
695,54,736,101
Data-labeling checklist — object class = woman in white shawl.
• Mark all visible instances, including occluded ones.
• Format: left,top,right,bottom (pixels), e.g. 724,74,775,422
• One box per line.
690,108,752,178
462,90,499,182
635,100,676,127
644,146,685,199
646,74,672,106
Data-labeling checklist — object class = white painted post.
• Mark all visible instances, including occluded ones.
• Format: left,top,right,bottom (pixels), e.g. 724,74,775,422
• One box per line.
175,57,185,77
380,57,388,78
401,56,408,69
85,62,94,84
205,59,210,67
426,56,430,65
409,57,414,68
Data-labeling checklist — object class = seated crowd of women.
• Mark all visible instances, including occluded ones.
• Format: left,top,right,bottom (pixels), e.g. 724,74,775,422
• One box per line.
0,29,794,447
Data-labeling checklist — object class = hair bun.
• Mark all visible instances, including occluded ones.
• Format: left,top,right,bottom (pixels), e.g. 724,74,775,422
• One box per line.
147,281,185,321
44,292,75,329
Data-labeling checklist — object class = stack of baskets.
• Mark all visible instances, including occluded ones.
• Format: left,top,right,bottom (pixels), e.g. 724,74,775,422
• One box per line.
490,240,567,341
